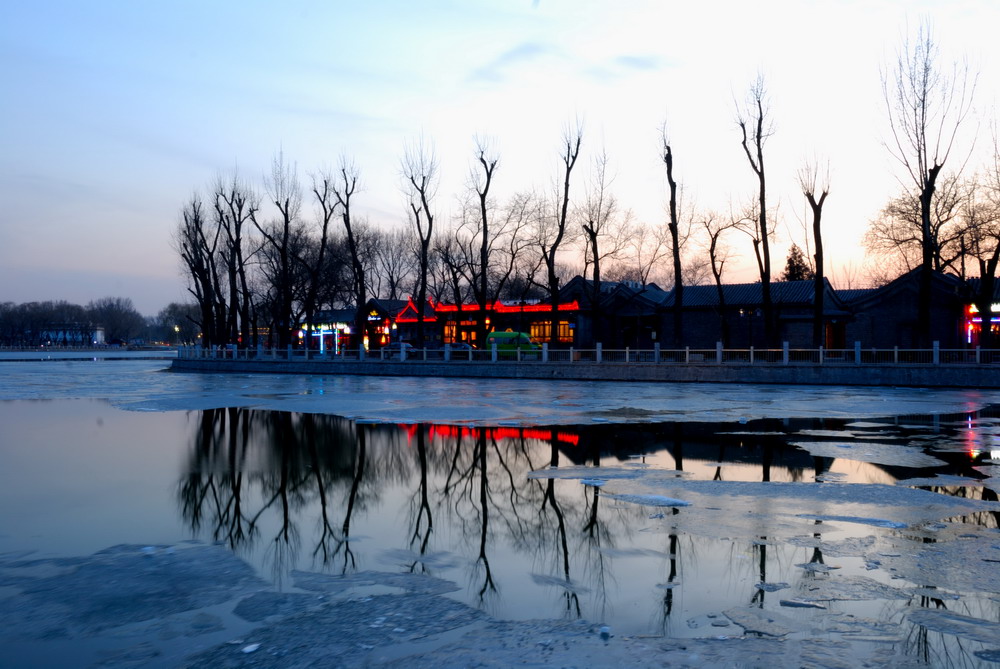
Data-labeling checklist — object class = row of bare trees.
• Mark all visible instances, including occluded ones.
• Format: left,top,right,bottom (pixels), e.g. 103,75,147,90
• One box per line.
175,23,994,350
176,124,685,349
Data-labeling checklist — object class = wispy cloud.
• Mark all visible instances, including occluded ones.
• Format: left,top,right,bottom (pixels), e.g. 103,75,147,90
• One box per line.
468,41,556,83
615,54,662,71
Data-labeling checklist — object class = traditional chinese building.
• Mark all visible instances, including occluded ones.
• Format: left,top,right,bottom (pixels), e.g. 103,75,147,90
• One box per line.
394,297,582,347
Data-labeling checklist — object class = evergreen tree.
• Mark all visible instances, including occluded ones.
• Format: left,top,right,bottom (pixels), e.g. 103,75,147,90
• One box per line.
782,244,814,281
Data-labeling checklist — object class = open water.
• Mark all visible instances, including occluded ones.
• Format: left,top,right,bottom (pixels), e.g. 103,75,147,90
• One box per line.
2,356,1000,666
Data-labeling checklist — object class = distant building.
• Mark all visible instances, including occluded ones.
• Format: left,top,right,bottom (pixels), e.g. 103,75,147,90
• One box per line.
39,323,105,346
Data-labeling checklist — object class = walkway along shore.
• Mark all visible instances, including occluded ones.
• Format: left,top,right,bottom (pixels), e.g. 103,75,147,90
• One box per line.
171,353,1000,388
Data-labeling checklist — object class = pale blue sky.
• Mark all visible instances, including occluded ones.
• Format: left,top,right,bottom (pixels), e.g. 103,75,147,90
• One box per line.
2,0,998,314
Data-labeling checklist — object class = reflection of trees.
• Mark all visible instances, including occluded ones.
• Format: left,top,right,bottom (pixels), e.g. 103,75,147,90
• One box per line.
539,431,580,617
406,428,433,565
172,406,1000,660
178,408,385,578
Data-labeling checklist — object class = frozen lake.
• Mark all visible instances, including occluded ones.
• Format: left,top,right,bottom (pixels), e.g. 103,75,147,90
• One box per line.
3,359,1000,667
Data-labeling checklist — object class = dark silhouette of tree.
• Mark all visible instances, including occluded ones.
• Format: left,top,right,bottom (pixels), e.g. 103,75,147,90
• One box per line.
155,302,200,344
883,22,976,345
370,228,418,301
865,173,967,281
471,139,498,345
798,162,830,346
252,152,303,349
781,244,814,281
177,195,226,347
736,75,777,345
700,212,738,346
402,139,439,346
581,149,630,345
662,129,684,346
213,172,260,348
332,158,367,355
87,296,145,344
539,124,582,347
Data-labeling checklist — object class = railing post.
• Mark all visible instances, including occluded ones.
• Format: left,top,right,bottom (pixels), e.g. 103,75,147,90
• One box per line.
855,341,861,365
819,346,824,365
401,345,407,362
257,342,263,360
596,342,603,363
654,343,661,363
304,346,309,361
492,343,498,362
782,341,789,365
976,346,981,364
626,347,630,363
750,346,754,364
893,346,898,364
685,346,690,364
569,346,574,363
359,345,365,361
444,344,451,361
716,341,723,364
542,343,548,363
933,340,940,365
287,345,293,360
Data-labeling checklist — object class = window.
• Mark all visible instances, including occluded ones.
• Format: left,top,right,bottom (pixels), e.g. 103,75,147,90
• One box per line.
530,321,550,341
557,320,572,343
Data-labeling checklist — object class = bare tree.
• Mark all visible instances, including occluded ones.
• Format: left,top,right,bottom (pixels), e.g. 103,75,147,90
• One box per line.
176,194,225,347
470,138,499,343
213,173,260,348
87,297,146,344
798,161,830,346
581,149,631,343
610,221,670,286
332,158,367,354
291,171,345,350
661,128,685,345
699,212,739,346
883,21,976,344
539,124,582,346
370,228,419,301
402,138,439,346
251,152,303,349
736,75,777,345
865,172,967,276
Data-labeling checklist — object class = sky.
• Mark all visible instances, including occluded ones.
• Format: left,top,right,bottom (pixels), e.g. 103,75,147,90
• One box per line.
2,0,999,316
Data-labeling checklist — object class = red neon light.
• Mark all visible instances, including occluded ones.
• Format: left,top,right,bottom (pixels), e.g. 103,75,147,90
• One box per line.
395,296,439,324
431,300,580,314
395,298,579,323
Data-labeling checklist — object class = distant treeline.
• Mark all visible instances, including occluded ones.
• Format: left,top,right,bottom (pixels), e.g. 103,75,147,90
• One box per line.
0,299,199,347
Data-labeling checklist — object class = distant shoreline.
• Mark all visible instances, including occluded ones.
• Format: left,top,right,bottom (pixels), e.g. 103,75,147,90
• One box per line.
0,349,177,361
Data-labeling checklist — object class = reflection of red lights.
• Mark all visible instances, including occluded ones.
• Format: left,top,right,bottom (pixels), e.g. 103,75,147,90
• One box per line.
395,423,579,446
965,413,981,458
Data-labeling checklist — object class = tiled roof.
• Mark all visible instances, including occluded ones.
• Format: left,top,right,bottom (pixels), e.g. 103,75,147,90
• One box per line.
661,279,831,308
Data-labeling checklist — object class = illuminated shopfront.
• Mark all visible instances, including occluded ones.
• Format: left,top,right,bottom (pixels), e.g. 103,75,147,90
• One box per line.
966,302,1000,345
395,297,580,346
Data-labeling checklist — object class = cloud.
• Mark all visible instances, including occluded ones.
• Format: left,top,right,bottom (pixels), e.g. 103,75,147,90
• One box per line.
468,41,556,83
614,54,661,71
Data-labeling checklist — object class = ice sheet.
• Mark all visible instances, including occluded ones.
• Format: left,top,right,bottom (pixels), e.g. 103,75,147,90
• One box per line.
2,360,999,427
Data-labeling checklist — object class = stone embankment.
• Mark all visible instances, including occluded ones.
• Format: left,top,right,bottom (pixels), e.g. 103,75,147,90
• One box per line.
171,357,1000,388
